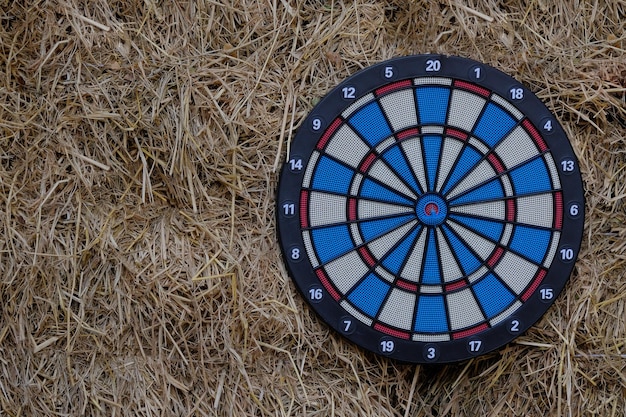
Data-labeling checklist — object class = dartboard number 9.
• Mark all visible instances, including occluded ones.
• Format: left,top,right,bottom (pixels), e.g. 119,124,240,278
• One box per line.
276,55,584,363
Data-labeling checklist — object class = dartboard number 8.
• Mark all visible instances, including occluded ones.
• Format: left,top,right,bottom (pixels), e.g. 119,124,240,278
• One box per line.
276,55,585,363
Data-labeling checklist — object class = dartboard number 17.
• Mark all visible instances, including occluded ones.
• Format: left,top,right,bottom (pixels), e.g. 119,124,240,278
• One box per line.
276,55,584,363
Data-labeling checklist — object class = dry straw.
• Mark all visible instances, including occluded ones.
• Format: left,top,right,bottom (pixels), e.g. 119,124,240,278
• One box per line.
0,0,625,416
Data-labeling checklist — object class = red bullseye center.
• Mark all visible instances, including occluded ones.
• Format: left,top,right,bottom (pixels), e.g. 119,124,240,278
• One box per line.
416,194,448,226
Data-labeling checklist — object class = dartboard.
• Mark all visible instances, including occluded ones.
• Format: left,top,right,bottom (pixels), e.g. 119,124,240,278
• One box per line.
276,55,584,363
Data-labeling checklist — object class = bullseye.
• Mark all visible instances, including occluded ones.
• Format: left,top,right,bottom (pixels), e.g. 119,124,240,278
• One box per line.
416,194,448,226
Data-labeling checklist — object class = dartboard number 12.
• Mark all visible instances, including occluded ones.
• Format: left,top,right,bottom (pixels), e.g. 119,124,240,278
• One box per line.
276,55,584,363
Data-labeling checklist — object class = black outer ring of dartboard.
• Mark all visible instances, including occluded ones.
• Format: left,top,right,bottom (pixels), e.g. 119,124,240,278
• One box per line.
276,54,585,364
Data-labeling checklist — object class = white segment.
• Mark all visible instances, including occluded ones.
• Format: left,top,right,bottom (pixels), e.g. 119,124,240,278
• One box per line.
413,333,451,342
414,77,452,86
325,125,371,168
448,221,496,261
378,288,415,331
494,126,538,169
350,223,363,246
501,223,514,246
468,137,490,154
341,93,375,118
367,221,416,260
401,227,427,282
447,289,485,331
544,153,561,188
491,94,524,120
375,266,396,284
302,151,320,188
420,284,443,294
467,266,489,284
516,193,554,228
447,90,486,131
436,228,463,283
450,200,505,220
436,138,464,192
368,159,417,199
379,89,418,132
400,138,429,193
544,231,561,268
350,173,364,196
494,252,538,294
447,160,497,200
324,251,369,293
358,199,414,221
309,192,347,227
375,137,396,154
501,174,513,197
341,300,374,326
421,126,444,135
489,301,523,326
302,231,319,268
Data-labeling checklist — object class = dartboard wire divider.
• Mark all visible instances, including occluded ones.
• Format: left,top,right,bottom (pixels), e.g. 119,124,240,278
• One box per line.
276,54,585,364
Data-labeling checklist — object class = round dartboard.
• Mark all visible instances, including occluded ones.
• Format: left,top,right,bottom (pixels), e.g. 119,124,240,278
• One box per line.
276,55,584,363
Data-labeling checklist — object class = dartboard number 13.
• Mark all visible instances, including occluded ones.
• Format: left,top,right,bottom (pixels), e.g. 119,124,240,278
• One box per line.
276,55,584,363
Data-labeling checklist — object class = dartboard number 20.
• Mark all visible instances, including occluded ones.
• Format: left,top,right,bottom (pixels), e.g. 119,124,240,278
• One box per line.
276,55,584,363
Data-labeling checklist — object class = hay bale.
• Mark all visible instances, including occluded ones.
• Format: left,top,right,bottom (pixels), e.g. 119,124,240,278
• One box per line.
0,0,624,415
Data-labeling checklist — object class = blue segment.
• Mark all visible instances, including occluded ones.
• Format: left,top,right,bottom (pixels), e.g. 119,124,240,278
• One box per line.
449,179,504,205
473,274,515,318
442,146,482,194
449,215,503,242
382,227,421,274
348,274,390,317
509,225,551,264
359,215,414,242
382,146,421,194
416,87,450,125
473,103,517,147
442,225,481,275
421,230,441,284
509,157,552,195
311,225,354,264
414,295,448,332
360,178,414,205
312,156,354,194
422,136,442,191
348,102,392,147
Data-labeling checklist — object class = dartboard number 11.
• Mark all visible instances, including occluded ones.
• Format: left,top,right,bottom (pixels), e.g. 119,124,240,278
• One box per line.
276,55,585,363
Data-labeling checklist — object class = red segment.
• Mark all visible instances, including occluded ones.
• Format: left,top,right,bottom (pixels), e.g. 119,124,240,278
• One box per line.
554,191,563,229
375,79,412,97
316,269,341,301
452,323,489,339
521,269,547,302
396,280,418,291
445,128,469,140
444,280,467,292
506,199,515,222
299,191,309,228
487,153,505,174
487,247,505,268
359,152,377,173
316,117,342,150
374,323,410,340
348,198,358,221
358,246,376,267
522,119,548,152
453,80,490,97
397,127,420,140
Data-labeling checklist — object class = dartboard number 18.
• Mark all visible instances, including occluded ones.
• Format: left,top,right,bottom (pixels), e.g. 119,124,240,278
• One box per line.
276,55,584,363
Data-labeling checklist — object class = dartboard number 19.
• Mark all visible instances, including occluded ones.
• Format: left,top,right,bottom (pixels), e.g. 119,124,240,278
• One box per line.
276,55,584,363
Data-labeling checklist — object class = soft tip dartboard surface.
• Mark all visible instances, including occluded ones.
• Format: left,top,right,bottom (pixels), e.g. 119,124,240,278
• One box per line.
276,55,584,363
